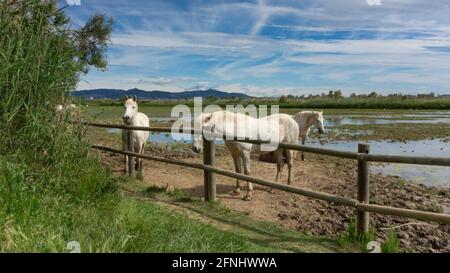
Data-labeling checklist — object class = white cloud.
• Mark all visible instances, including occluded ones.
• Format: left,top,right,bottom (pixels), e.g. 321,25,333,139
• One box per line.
72,0,450,95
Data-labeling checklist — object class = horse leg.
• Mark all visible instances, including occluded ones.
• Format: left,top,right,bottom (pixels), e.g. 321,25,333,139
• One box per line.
140,144,145,170
137,143,145,180
286,150,294,185
301,137,306,161
230,153,243,196
274,149,284,183
242,152,253,201
133,143,139,171
122,131,128,174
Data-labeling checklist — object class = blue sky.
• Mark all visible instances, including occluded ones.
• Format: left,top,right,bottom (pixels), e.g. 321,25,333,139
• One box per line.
62,0,450,96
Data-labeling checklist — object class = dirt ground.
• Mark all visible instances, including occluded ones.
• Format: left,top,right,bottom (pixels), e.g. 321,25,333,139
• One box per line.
101,146,450,253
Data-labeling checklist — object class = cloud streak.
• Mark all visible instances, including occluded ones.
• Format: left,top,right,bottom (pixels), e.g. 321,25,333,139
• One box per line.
66,0,450,95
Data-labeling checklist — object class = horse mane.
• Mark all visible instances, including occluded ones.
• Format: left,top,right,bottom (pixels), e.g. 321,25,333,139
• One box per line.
292,111,314,123
292,111,317,135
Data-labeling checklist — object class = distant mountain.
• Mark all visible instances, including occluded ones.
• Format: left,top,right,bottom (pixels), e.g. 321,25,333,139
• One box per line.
72,88,253,100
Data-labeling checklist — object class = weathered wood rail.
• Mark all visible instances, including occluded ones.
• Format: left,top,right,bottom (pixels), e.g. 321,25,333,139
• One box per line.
83,122,450,235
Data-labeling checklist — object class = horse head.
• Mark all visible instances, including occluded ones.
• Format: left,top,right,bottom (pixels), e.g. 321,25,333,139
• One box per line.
312,111,325,134
123,95,139,124
192,112,214,153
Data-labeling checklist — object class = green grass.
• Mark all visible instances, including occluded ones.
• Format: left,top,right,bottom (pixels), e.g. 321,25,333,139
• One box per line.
84,105,173,122
122,182,353,253
276,96,450,110
381,231,400,253
2,159,343,253
119,199,276,252
337,220,400,253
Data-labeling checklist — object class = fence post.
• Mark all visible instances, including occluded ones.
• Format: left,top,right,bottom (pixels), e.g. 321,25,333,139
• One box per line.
128,130,135,178
203,138,216,202
357,143,370,235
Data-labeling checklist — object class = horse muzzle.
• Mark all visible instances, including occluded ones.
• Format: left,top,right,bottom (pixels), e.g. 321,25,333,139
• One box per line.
122,116,131,124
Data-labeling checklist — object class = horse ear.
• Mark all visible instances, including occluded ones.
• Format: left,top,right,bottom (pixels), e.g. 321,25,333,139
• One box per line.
124,95,129,101
133,95,138,102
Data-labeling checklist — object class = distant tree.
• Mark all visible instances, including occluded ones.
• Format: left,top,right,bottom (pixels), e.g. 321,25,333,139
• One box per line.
368,91,378,98
76,14,114,73
350,93,357,98
279,95,288,103
392,93,403,97
328,90,334,97
333,90,343,99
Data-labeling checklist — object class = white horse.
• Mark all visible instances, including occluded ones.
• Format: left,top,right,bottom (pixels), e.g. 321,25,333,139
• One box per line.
55,104,64,112
122,96,150,176
292,111,325,160
55,103,80,122
192,111,299,201
55,103,77,113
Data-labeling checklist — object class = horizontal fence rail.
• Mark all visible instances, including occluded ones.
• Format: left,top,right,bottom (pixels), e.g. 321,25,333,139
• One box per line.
91,145,450,225
84,121,450,233
357,153,450,167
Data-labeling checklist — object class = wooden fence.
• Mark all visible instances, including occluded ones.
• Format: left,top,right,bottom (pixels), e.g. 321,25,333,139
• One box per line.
82,122,450,235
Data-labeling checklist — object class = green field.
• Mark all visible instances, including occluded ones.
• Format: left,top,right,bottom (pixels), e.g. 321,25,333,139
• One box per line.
82,104,447,122
77,94,450,112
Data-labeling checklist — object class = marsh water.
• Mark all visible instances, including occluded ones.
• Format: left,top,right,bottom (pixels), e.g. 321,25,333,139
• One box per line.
309,139,450,188
107,111,450,188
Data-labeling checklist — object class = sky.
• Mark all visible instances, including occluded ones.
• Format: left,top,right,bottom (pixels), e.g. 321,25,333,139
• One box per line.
61,0,450,96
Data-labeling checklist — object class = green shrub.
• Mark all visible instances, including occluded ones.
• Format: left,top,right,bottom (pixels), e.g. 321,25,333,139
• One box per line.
338,220,377,252
0,0,120,252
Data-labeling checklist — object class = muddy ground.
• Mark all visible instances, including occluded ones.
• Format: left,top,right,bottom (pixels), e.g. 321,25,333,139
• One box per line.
98,144,450,253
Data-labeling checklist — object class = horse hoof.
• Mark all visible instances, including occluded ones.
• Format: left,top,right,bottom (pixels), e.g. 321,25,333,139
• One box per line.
243,195,253,201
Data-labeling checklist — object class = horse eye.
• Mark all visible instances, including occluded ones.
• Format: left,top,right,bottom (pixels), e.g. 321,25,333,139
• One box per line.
133,106,136,109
